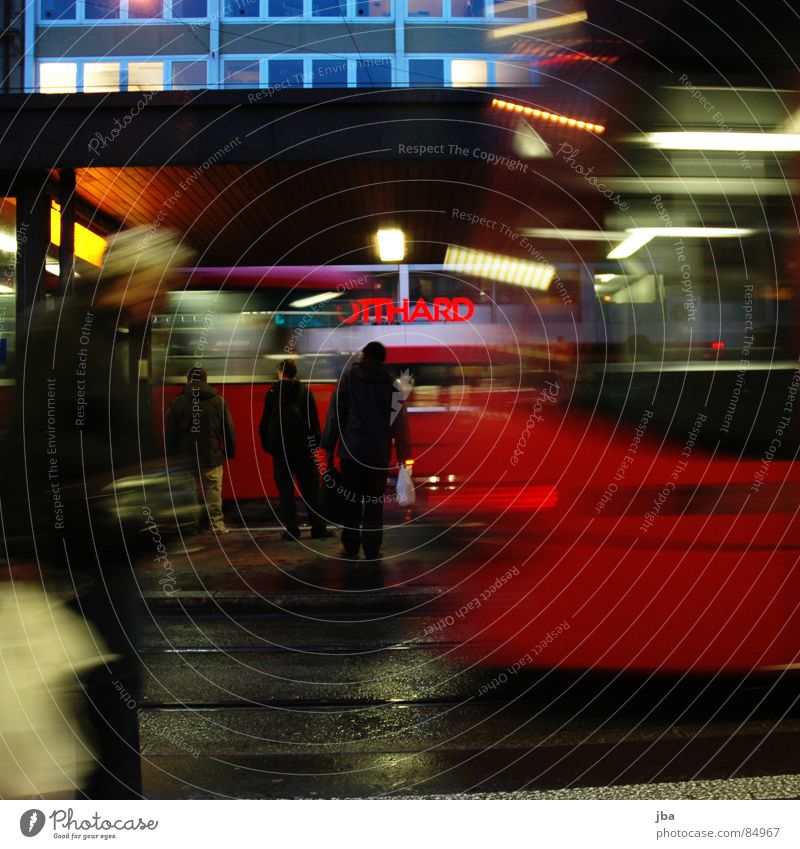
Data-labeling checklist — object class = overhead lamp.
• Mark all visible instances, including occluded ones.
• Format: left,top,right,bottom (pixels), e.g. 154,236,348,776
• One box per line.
50,202,107,267
645,131,800,152
444,245,556,290
377,229,405,262
288,292,342,309
607,226,754,260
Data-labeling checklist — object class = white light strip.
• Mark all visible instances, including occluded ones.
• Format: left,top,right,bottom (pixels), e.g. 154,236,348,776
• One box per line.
645,131,800,152
444,245,556,290
288,292,342,309
607,227,754,259
522,228,627,242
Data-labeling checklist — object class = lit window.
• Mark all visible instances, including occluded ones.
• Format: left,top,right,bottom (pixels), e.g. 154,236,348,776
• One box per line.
356,0,391,15
451,59,487,86
84,63,120,92
39,63,77,93
311,59,348,87
129,0,163,16
408,59,443,87
225,0,259,15
407,0,441,15
269,60,304,88
223,60,260,88
128,62,164,91
493,0,527,17
173,0,206,15
172,61,207,89
312,0,344,15
40,0,76,20
85,0,119,19
494,60,532,85
356,59,391,87
451,0,484,17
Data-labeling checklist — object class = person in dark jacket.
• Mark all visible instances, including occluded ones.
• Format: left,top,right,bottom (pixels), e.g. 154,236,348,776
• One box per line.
165,367,236,534
323,341,411,559
1,226,193,799
259,359,330,540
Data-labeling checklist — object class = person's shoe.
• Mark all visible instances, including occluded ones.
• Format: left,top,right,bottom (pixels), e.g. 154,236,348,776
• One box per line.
362,548,384,560
311,527,335,539
281,529,301,542
213,524,230,535
339,544,360,559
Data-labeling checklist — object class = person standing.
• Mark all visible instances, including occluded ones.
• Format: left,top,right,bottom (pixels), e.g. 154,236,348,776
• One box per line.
165,366,236,534
259,359,330,540
323,341,411,559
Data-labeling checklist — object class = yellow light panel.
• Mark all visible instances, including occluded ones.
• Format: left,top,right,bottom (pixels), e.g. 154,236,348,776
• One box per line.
444,245,556,290
51,202,107,267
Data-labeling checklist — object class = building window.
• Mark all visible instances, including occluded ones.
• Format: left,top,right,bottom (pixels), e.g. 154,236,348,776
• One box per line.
172,0,207,14
223,60,260,88
84,62,121,91
269,59,304,88
451,58,486,86
40,0,76,20
85,0,120,19
39,62,77,93
224,0,259,16
408,59,443,87
311,59,348,87
129,0,163,16
450,0,484,16
356,59,391,87
407,0,441,16
355,0,390,15
493,0,527,16
172,60,207,89
494,59,533,85
128,62,164,90
312,0,344,16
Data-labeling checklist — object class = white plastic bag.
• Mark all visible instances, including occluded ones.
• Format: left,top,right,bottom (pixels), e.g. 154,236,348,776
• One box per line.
396,464,416,507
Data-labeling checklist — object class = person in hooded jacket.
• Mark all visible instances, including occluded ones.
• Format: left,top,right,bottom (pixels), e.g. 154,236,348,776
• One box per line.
323,341,412,559
165,367,236,534
259,359,330,541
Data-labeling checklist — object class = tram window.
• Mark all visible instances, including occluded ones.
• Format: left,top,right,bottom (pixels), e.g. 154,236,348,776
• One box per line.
356,59,392,87
83,62,120,92
408,60,444,87
269,60,305,88
41,0,76,19
410,272,481,302
312,0,344,15
407,0,441,15
311,59,348,87
172,61,207,89
494,60,533,85
85,0,119,18
172,0,206,15
129,0,162,17
39,63,77,93
223,61,260,88
0,200,16,383
128,62,164,91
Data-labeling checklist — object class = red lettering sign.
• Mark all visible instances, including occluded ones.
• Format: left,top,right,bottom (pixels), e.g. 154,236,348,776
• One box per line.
339,298,474,324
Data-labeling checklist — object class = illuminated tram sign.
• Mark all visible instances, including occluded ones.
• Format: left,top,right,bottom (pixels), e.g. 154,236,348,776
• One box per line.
341,297,475,324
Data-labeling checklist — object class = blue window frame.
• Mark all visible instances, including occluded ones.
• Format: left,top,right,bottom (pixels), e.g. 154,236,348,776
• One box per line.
356,59,391,87
224,0,259,16
172,60,207,88
311,59,348,86
224,60,260,87
269,59,304,88
40,0,76,20
312,0,344,15
267,0,302,15
408,59,444,87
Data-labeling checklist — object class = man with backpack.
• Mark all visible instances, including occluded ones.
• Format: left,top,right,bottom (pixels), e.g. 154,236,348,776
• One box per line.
259,359,331,541
166,366,237,534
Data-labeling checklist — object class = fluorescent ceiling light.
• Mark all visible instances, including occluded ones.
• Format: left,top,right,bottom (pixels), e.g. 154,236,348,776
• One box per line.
491,10,587,40
522,228,626,241
288,292,342,309
607,227,754,259
377,229,405,262
645,131,800,152
444,245,556,290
